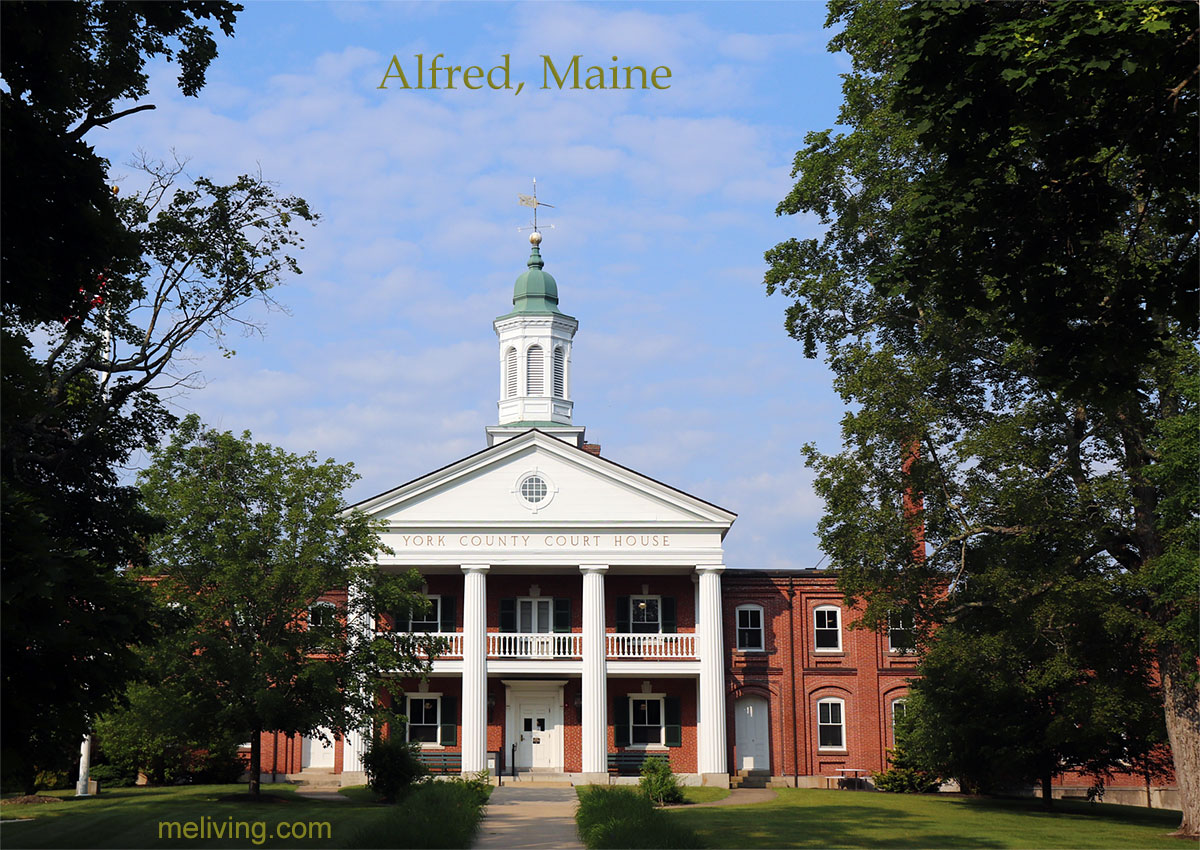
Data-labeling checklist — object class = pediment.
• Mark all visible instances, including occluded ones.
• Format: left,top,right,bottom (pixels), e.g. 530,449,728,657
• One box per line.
352,430,736,531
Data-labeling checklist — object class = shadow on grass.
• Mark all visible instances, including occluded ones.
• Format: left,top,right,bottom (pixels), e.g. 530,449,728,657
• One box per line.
950,795,1181,829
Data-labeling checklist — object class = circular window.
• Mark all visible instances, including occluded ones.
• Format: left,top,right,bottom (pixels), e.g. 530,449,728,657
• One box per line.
514,471,556,512
520,475,548,503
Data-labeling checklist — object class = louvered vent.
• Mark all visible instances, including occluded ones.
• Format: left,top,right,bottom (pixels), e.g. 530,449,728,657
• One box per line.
526,345,544,395
553,347,565,397
505,347,518,399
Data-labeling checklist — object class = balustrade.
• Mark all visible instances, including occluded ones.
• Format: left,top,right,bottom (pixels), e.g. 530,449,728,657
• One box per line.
391,630,697,660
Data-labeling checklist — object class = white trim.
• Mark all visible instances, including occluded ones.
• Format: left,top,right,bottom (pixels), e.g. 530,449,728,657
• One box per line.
512,468,558,514
813,605,842,652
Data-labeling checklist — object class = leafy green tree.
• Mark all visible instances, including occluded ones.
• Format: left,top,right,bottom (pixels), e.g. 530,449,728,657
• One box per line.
0,1,326,795
138,416,436,797
767,0,1198,833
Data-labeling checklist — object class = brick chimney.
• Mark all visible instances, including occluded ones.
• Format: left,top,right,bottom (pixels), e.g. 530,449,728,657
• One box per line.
582,443,601,456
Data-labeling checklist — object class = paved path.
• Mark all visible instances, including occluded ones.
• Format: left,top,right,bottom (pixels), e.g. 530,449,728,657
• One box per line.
685,787,777,807
293,788,351,803
473,786,582,850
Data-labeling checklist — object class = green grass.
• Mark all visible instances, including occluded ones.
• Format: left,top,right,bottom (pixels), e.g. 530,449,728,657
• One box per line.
679,786,730,805
0,782,487,849
666,788,1187,849
576,786,703,849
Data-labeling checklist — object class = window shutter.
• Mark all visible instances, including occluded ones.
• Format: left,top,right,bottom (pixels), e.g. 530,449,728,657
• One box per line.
527,345,544,395
664,697,682,747
439,595,456,632
499,598,517,633
613,695,630,747
439,695,457,746
661,597,677,633
615,596,630,632
553,598,571,633
505,348,517,398
552,347,565,397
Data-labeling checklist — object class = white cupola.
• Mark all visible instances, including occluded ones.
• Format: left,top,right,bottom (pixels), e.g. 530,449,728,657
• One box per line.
485,231,585,448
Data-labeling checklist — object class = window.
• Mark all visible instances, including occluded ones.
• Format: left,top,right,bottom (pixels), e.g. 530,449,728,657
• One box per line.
630,596,661,634
505,347,517,398
517,597,552,633
408,596,441,632
552,346,565,397
407,696,440,743
891,698,907,736
814,606,841,651
817,698,845,749
888,610,915,654
736,604,764,651
520,475,548,504
631,697,663,745
308,601,336,629
526,345,544,395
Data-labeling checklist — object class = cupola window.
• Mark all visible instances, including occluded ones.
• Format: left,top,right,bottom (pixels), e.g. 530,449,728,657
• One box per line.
553,347,565,397
505,347,517,399
527,345,544,395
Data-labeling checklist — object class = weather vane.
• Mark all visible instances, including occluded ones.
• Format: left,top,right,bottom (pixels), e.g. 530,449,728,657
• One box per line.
518,178,555,241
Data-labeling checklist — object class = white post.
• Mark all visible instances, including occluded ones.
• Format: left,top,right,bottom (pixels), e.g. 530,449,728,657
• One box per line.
344,580,371,775
461,564,489,774
696,564,728,781
580,564,609,780
75,734,93,796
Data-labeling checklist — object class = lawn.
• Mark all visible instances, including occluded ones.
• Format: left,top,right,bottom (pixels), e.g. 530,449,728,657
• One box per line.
574,785,730,805
0,782,485,849
666,788,1187,849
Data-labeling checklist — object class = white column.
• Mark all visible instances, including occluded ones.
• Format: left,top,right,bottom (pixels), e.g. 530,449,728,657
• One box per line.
580,564,608,777
461,564,490,774
344,580,370,774
696,564,728,777
75,734,93,797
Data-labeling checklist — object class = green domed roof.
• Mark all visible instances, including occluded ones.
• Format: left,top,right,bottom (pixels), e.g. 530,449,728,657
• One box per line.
510,245,562,314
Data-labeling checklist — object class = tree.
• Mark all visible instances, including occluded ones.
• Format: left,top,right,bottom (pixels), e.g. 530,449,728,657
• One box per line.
766,0,1198,833
0,2,325,794
137,416,437,798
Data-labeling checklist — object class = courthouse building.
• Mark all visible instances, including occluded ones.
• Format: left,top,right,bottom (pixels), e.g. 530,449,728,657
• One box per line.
259,232,914,787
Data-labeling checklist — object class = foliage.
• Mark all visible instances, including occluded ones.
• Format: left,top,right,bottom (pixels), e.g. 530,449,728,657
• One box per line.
766,0,1198,832
872,713,940,794
639,755,685,806
83,764,138,789
361,736,428,804
0,1,324,798
347,780,490,849
137,416,434,797
576,785,704,850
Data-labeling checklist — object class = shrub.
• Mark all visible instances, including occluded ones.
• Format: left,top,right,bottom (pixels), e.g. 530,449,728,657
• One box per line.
361,736,428,803
576,785,703,849
872,746,941,794
639,756,685,806
86,764,137,788
348,780,489,848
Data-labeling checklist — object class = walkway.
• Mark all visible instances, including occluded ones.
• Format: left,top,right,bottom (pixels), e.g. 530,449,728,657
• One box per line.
473,786,583,850
685,787,777,807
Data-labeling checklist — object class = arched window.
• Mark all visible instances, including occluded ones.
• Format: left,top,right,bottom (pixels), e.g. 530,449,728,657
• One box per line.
814,605,842,651
505,347,517,399
552,346,565,397
817,697,846,749
735,604,765,651
891,698,907,737
526,345,544,395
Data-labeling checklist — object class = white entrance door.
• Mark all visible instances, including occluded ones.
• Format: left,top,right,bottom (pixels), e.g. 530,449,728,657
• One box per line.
735,697,769,770
302,727,335,769
516,704,555,769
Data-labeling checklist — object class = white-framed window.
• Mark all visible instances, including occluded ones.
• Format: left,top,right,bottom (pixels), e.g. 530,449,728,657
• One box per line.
630,696,664,746
630,596,661,634
407,695,440,744
406,595,441,632
517,597,553,634
526,345,544,395
513,470,557,513
504,347,517,398
736,604,765,651
888,610,915,654
891,698,907,737
308,601,337,629
552,346,565,397
814,606,842,651
817,697,845,749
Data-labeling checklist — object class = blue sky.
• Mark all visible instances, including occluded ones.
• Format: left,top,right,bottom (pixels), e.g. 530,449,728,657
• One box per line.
93,1,851,570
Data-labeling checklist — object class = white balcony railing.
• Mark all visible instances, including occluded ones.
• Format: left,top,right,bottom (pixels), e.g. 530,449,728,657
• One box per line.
488,632,582,658
606,633,697,659
393,631,697,661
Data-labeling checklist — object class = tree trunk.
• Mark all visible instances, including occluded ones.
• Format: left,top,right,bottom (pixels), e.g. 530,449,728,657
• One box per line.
249,730,261,799
1160,649,1200,837
1041,769,1053,809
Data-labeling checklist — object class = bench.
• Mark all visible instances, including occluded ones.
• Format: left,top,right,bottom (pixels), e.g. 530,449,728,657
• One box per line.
417,751,462,774
607,752,667,776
